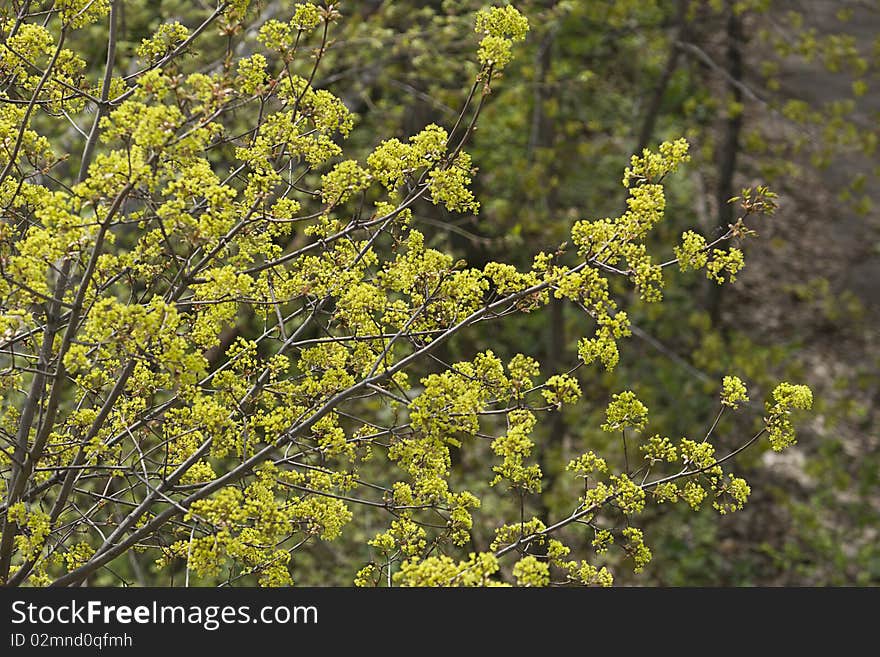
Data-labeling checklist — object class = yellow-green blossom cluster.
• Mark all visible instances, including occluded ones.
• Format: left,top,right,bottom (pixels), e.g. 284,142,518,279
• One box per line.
765,382,814,450
137,22,189,64
601,390,648,432
674,231,746,284
721,375,750,409
491,409,541,492
475,5,529,70
570,139,692,303
621,527,652,573
395,552,503,587
56,0,111,29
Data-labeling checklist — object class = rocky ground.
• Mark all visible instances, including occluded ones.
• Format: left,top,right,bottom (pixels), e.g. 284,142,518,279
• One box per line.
723,0,880,584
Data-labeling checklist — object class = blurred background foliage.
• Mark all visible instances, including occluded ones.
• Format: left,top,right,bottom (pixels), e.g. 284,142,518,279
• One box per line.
45,0,880,585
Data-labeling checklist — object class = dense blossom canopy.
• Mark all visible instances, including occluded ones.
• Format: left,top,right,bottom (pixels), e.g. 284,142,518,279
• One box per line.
0,1,813,587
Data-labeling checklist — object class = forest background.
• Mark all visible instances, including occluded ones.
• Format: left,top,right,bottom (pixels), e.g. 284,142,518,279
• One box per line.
1,0,878,586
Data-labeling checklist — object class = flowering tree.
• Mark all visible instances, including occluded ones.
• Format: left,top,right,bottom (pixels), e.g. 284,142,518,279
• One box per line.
0,1,812,587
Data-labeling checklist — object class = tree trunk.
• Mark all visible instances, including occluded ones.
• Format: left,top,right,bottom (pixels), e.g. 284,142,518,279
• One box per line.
708,7,744,324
